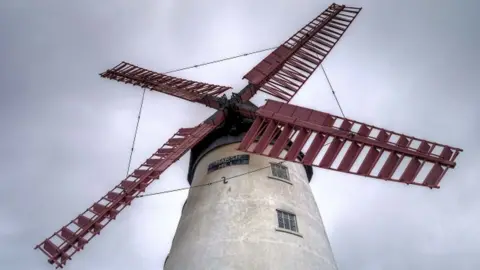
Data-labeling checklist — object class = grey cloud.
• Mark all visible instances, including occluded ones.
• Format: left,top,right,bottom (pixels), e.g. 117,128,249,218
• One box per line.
1,0,479,269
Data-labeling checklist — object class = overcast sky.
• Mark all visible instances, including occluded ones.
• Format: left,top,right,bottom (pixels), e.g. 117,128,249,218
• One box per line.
1,0,479,269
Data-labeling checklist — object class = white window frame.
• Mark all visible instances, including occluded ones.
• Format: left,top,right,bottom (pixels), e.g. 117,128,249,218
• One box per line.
269,162,291,184
275,209,302,237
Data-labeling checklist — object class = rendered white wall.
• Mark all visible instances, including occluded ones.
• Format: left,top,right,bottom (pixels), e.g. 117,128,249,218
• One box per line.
165,142,337,270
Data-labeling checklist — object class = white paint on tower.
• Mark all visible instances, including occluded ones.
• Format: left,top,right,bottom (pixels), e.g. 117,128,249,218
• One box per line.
165,142,337,270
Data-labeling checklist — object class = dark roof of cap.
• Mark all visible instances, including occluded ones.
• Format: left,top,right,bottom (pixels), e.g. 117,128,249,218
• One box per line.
187,102,313,185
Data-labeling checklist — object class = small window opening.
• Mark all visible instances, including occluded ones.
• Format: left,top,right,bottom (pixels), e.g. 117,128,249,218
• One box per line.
277,210,298,232
271,163,290,181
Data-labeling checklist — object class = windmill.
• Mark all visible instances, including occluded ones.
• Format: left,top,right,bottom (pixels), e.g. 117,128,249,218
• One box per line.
35,3,462,269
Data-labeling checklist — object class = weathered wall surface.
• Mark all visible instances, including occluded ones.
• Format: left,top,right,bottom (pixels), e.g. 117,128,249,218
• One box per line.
165,143,337,270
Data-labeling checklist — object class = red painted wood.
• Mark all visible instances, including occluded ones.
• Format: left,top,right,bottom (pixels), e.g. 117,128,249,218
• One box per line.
254,121,278,154
35,123,217,268
357,147,380,175
337,142,361,172
285,129,311,161
238,118,263,151
423,164,444,187
303,133,328,165
241,4,362,102
268,125,293,157
255,100,461,167
440,146,453,160
340,120,353,131
378,152,400,179
237,100,462,189
418,141,431,153
357,124,370,136
397,135,409,147
400,158,422,183
376,130,389,142
100,61,230,109
319,138,343,168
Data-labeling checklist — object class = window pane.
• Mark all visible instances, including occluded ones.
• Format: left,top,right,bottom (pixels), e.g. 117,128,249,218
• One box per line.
277,210,298,233
277,211,284,229
271,164,289,180
291,216,298,232
278,217,284,228
284,218,291,230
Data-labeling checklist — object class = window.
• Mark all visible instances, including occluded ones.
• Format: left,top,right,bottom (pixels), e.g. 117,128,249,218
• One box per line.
271,163,289,181
277,210,298,232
